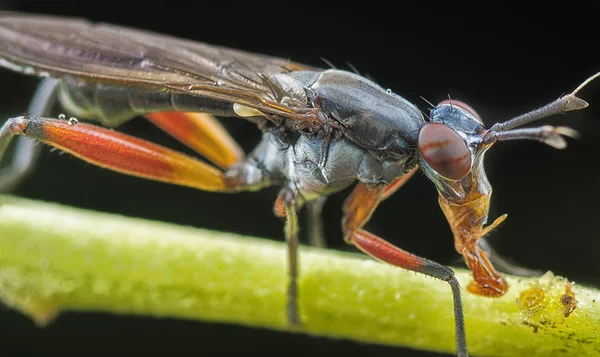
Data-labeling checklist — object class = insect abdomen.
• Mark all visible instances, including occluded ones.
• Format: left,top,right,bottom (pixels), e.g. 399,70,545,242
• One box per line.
57,78,235,126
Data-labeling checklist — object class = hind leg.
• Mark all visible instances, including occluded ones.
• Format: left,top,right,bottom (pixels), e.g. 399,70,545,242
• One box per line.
0,114,254,192
2,107,313,327
0,78,60,191
145,111,244,170
0,112,314,326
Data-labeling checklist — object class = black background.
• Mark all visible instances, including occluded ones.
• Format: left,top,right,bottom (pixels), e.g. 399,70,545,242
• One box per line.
0,1,599,356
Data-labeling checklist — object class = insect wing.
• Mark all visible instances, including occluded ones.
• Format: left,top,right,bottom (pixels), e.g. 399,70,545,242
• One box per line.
0,12,322,120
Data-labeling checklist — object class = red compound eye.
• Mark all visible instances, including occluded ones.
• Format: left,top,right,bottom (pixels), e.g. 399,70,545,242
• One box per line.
437,99,482,124
418,123,472,180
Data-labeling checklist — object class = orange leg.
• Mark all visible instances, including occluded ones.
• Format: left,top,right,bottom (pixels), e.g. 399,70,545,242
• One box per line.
145,111,244,170
0,114,302,324
382,166,418,200
0,115,242,192
342,182,468,357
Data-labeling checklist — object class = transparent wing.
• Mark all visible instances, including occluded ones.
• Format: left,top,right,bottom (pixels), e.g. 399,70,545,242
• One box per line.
0,11,323,120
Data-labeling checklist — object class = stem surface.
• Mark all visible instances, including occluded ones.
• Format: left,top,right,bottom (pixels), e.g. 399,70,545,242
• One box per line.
0,194,598,357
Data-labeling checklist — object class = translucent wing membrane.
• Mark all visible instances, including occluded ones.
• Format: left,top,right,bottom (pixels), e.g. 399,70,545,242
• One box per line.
0,11,323,120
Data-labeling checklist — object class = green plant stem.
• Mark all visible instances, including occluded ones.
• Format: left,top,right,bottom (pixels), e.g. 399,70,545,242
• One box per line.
0,194,598,357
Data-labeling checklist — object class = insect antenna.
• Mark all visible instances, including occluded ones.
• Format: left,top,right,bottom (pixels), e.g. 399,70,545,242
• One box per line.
489,125,579,149
483,71,600,149
572,72,600,95
489,72,600,132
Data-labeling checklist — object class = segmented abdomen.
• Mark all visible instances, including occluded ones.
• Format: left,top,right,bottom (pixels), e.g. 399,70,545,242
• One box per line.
57,77,236,127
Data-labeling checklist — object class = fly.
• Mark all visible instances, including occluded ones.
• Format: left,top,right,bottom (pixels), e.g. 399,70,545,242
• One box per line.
0,11,597,357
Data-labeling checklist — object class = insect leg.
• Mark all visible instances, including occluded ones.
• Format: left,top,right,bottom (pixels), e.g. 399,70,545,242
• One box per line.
0,78,59,191
0,114,245,192
145,111,245,170
342,182,468,357
382,166,418,200
275,188,301,326
306,197,327,248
